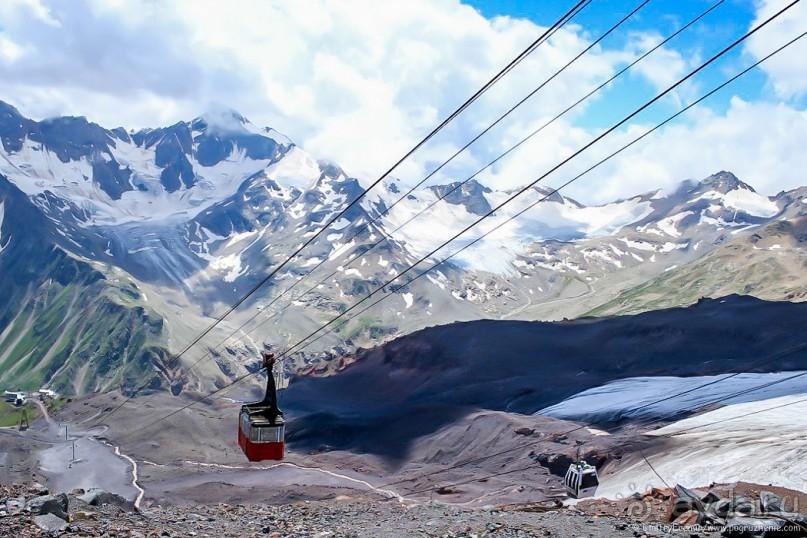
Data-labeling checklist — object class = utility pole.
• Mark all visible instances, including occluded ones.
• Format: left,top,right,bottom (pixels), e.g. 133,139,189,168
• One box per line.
19,409,29,431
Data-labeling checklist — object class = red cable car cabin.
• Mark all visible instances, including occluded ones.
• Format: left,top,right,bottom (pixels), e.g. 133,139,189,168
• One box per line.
238,353,285,461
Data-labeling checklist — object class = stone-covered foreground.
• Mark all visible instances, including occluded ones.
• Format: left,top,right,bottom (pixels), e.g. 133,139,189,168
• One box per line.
577,483,807,538
3,482,807,537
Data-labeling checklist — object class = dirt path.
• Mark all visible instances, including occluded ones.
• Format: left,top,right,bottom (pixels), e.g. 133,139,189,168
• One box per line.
179,460,406,502
33,399,49,421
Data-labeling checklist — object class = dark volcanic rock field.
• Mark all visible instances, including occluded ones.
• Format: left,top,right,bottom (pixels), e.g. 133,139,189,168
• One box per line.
283,295,807,456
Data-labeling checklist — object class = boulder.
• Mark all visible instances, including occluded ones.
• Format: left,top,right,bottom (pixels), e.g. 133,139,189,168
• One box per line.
667,484,707,522
30,483,49,495
80,490,135,512
25,492,68,520
709,499,733,520
6,497,25,515
702,490,723,504
759,491,784,514
534,453,574,476
33,513,68,533
732,496,755,516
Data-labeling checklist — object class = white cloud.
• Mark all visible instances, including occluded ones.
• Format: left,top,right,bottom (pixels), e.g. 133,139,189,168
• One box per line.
556,98,807,204
745,0,807,99
0,0,802,206
626,32,690,92
0,0,623,177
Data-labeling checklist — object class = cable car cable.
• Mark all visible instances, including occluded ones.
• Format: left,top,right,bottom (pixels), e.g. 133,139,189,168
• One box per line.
120,14,805,438
269,12,804,363
130,0,599,391
637,449,671,489
123,8,806,436
99,0,592,421
182,0,724,377
226,0,642,322
136,0,616,392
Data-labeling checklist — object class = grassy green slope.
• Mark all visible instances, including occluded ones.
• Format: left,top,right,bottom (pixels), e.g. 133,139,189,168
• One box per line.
0,247,170,395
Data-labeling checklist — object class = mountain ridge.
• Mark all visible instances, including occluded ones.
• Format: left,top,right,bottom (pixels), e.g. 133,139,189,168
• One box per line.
0,101,804,396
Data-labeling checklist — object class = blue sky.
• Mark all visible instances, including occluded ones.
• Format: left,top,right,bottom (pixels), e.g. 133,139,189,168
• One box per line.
464,0,778,125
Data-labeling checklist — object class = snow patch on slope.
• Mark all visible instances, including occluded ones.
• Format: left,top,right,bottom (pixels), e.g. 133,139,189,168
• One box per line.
209,253,248,282
655,211,693,237
595,393,807,498
695,189,780,218
539,371,807,422
262,146,321,190
1,136,277,225
383,190,652,276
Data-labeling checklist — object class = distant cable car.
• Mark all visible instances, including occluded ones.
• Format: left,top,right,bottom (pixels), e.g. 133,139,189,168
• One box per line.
238,352,285,461
564,443,599,499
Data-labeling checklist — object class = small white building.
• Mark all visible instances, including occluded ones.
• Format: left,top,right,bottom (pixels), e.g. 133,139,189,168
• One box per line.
38,388,58,399
4,391,27,404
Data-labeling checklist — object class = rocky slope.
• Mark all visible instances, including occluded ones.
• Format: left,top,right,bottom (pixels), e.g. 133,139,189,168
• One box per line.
0,482,699,538
0,99,804,396
281,295,807,457
4,480,806,537
586,205,807,316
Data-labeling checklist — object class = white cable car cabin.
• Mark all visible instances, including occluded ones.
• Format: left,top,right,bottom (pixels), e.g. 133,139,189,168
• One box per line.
238,352,285,462
564,461,599,499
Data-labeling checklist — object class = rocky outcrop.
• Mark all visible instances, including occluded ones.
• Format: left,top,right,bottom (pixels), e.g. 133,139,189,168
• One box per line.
25,492,68,520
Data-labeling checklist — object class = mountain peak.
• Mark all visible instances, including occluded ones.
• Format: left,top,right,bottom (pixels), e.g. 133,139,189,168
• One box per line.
700,171,753,194
192,105,251,134
429,178,493,216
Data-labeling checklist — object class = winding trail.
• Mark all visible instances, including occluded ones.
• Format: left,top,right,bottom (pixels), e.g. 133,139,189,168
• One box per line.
33,399,52,424
111,444,145,509
500,285,533,320
92,434,146,510
500,278,596,320
180,460,408,503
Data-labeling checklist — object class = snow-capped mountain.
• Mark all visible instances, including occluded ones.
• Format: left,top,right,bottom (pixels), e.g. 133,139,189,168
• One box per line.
0,101,290,224
0,100,803,396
